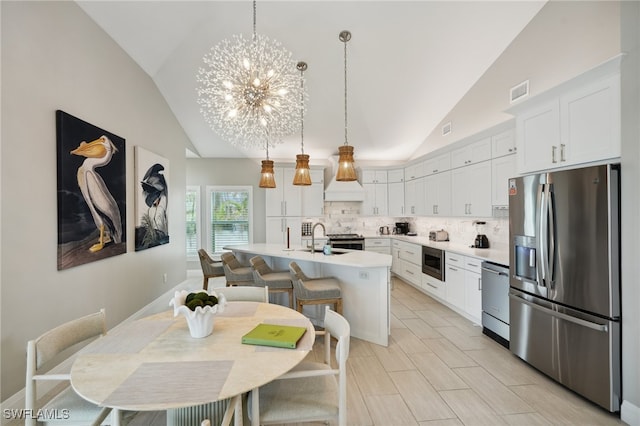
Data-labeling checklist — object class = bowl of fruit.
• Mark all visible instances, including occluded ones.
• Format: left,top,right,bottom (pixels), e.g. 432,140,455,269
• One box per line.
170,290,227,338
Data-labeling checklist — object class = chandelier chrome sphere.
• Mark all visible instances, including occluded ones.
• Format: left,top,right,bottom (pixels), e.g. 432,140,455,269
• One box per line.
196,2,305,150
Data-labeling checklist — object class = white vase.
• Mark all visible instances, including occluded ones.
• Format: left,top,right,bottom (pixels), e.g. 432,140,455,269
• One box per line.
169,290,226,338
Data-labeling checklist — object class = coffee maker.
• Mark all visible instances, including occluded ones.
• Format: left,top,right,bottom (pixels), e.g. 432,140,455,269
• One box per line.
394,222,410,235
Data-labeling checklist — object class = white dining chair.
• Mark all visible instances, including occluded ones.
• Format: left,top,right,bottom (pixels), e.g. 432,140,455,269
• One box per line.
25,309,112,426
247,306,350,426
211,285,269,303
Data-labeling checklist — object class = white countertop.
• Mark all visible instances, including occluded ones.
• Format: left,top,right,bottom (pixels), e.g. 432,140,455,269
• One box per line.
224,243,392,268
363,235,509,266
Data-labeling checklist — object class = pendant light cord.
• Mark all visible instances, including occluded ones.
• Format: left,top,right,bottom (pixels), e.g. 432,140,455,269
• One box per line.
252,0,257,42
300,68,305,155
343,37,348,147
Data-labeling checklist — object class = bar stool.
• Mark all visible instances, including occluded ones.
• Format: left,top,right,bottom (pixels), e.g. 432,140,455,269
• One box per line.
288,261,343,315
249,256,294,308
220,252,254,287
198,249,224,290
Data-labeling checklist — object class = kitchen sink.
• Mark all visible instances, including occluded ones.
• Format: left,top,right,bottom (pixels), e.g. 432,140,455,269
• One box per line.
296,248,348,255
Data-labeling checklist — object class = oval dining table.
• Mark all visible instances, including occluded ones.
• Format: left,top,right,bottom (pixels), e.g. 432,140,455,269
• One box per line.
70,301,315,426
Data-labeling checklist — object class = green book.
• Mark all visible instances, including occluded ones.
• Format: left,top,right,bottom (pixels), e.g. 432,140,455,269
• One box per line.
242,323,307,349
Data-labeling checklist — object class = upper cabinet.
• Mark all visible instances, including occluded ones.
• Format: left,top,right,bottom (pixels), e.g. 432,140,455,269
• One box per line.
265,168,302,217
387,169,405,216
404,161,424,181
361,169,388,216
423,153,451,176
491,129,517,158
301,169,325,217
510,55,622,174
450,138,491,169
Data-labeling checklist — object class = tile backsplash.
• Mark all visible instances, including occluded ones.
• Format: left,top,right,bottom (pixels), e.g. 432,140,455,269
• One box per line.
303,201,509,250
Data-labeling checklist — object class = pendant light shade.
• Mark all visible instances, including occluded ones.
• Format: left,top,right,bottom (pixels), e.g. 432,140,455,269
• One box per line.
336,145,357,181
259,159,276,188
336,30,357,182
293,61,312,186
293,154,312,185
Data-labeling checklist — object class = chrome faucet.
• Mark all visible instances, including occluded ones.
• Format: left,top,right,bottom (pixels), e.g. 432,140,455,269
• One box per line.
311,222,326,252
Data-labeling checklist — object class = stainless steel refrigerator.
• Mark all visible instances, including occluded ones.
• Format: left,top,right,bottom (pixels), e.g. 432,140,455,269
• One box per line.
508,164,621,412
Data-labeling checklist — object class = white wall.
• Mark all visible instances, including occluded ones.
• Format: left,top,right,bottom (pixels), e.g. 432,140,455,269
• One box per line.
621,1,640,422
1,2,189,399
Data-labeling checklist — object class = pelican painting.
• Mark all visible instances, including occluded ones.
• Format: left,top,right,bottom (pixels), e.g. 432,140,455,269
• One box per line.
71,136,123,252
56,110,126,270
135,147,170,251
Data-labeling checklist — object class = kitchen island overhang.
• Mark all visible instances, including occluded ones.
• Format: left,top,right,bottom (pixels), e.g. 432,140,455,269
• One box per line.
224,244,391,346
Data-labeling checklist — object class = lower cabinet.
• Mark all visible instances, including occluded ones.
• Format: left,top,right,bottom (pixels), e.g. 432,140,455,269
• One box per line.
365,238,391,254
392,241,421,286
445,252,482,324
422,273,445,300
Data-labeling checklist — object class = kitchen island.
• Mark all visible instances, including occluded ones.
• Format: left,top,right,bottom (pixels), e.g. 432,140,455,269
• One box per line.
223,244,392,346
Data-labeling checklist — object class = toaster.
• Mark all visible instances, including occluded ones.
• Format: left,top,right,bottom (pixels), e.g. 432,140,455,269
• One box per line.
429,230,449,241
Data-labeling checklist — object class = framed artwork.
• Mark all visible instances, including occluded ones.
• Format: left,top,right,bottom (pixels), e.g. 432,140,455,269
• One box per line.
56,110,126,270
135,146,169,251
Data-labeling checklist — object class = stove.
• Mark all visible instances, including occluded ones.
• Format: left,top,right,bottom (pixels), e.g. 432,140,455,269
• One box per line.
327,234,364,250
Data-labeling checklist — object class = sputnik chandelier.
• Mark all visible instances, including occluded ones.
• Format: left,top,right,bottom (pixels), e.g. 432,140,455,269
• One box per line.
196,0,305,150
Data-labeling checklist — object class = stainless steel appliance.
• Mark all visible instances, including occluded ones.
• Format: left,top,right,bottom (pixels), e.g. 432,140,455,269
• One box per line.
481,261,509,348
422,246,444,281
394,222,410,235
509,164,621,412
327,234,364,250
429,230,449,241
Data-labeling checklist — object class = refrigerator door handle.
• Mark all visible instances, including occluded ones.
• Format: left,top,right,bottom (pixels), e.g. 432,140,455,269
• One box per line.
538,184,549,287
547,184,556,288
510,293,609,332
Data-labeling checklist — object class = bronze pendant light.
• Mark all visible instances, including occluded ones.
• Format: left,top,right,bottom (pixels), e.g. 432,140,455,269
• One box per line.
293,61,312,186
336,30,357,182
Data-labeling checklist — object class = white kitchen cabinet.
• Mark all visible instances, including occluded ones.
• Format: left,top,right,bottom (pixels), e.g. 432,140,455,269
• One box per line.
451,161,492,217
424,170,451,216
491,129,517,158
265,167,302,217
445,254,466,310
404,177,424,216
560,73,620,166
423,153,452,176
513,57,621,174
451,137,492,169
394,240,422,287
391,240,402,275
422,273,445,300
445,252,482,323
363,181,388,216
404,161,424,181
388,181,405,216
365,238,391,254
491,154,517,206
387,169,404,183
301,169,325,217
463,257,482,323
266,216,302,247
361,169,388,184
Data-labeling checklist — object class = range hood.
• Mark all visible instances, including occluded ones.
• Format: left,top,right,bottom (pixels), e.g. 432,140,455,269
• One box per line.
324,156,365,202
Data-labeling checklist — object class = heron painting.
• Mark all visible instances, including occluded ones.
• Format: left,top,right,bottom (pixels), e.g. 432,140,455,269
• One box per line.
56,110,126,270
135,146,169,251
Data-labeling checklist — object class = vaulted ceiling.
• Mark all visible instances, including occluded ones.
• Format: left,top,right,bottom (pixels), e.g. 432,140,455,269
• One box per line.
77,1,546,164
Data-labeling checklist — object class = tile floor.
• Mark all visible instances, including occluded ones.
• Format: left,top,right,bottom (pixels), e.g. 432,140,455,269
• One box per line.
129,276,624,426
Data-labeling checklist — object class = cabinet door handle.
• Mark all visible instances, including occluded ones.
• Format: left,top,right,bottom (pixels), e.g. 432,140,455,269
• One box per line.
552,146,557,163
449,267,459,272
560,144,566,162
478,277,482,291
426,282,438,289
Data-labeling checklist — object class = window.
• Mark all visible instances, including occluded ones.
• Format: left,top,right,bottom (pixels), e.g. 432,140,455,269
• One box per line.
186,186,200,258
206,186,253,254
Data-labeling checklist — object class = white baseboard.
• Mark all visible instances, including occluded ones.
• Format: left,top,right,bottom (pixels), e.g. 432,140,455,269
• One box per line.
0,276,210,426
622,399,640,426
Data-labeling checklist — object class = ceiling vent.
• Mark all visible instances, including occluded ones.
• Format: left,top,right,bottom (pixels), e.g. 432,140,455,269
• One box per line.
510,80,529,103
442,122,452,136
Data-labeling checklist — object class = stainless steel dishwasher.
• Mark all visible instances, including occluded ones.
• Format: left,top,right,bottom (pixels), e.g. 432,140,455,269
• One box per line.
481,261,510,348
